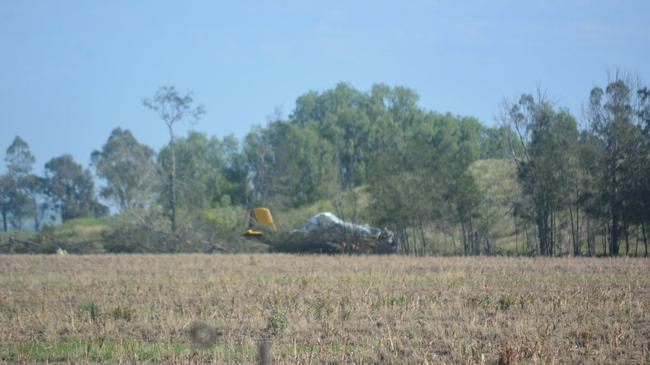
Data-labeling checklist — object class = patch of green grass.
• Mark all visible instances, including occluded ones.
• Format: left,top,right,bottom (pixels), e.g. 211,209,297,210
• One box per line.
79,301,101,322
0,340,196,362
64,217,109,228
0,340,358,363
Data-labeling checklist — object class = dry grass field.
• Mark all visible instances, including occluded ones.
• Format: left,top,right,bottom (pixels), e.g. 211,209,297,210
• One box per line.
0,255,649,364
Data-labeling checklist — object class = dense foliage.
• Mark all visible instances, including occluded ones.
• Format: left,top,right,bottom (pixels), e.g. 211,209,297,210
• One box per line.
1,78,648,255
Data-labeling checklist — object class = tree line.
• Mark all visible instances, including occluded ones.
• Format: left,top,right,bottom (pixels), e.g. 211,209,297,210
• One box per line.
1,76,648,255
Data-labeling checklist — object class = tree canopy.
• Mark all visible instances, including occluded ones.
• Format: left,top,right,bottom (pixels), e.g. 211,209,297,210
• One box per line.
2,78,649,257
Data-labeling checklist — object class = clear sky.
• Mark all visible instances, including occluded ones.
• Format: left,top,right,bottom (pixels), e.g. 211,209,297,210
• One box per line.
1,0,648,172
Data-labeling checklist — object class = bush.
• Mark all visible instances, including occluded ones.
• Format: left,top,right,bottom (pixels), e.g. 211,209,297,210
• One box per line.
101,205,263,253
102,208,175,253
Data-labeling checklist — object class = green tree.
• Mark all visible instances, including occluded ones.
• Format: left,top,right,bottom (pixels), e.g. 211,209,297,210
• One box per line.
158,131,234,210
635,87,650,254
480,126,520,159
220,134,248,206
0,175,16,231
287,83,426,196
244,126,275,206
586,78,640,256
576,130,605,256
292,83,370,190
504,94,578,255
91,128,156,211
45,155,107,222
5,136,35,177
2,136,37,230
143,86,204,234
367,110,484,255
245,121,336,208
21,174,50,230
453,117,486,255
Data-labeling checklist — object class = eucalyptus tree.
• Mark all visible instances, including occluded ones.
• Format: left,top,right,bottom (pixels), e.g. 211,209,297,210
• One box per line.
2,136,36,230
0,175,15,231
5,136,35,177
143,86,204,234
21,174,50,230
157,131,237,210
91,128,156,211
636,87,650,254
45,155,107,222
586,78,642,256
504,94,578,255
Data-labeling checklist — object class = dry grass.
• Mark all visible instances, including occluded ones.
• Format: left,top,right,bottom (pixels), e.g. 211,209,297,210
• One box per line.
0,255,649,364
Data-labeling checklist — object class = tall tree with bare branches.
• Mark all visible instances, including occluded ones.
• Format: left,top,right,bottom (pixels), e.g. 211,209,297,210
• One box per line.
143,86,204,235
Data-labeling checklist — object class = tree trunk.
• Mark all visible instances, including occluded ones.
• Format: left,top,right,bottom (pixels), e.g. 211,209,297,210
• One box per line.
586,215,592,256
469,218,476,255
32,197,40,231
610,214,620,256
537,207,551,256
602,224,611,256
1,209,7,232
575,178,580,255
550,207,555,256
569,203,578,256
524,222,531,255
169,126,177,237
588,216,597,257
399,226,410,255
608,152,620,256
642,222,648,257
623,222,630,256
514,216,519,255
635,225,639,257
417,219,427,256
461,222,468,256
411,227,421,256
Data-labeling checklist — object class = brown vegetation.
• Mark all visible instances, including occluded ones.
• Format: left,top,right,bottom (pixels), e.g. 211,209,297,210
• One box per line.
0,255,648,364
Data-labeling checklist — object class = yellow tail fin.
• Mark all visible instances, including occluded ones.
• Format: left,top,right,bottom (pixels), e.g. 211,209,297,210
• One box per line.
251,207,276,231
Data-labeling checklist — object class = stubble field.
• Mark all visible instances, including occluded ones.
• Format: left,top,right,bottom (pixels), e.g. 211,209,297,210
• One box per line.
0,254,649,364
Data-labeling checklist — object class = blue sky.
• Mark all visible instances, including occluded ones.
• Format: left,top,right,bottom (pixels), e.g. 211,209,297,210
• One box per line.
1,0,648,172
